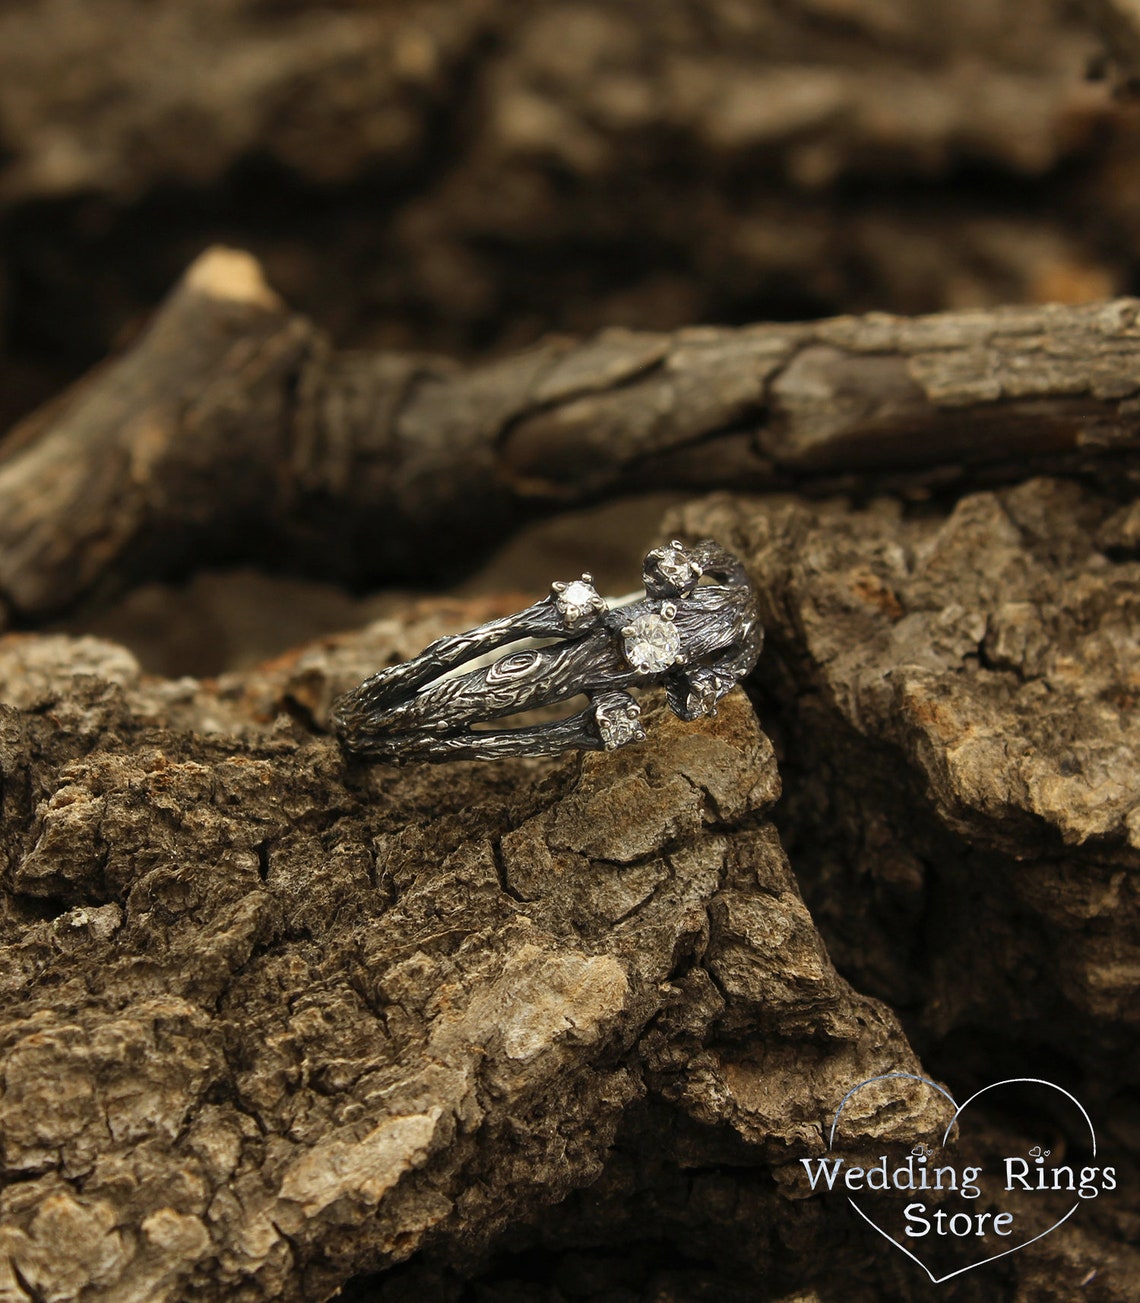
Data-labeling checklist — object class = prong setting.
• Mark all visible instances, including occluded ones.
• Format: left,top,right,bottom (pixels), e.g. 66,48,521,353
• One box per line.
594,691,645,749
332,539,760,762
621,611,682,674
643,540,702,597
553,575,607,628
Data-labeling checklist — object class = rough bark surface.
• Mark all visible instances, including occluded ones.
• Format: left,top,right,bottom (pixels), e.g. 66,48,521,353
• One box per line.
0,614,942,1302
669,479,1140,1287
1,493,1139,1299
674,478,1140,1070
434,475,1140,1303
5,248,1140,629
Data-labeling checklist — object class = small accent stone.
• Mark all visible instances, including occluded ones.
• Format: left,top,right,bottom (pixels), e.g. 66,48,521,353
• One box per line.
644,541,701,595
594,694,645,749
555,578,605,627
686,685,716,717
684,668,730,717
622,613,682,673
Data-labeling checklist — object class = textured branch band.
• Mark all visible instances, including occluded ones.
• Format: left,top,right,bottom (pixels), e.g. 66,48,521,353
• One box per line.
331,539,763,762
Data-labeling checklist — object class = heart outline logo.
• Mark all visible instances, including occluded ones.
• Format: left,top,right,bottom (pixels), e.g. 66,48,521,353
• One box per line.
828,1072,1097,1284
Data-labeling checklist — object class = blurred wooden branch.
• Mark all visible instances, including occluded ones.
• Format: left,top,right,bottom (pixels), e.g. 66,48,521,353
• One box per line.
0,1,1101,209
1087,0,1140,88
0,0,1127,445
2,246,1140,626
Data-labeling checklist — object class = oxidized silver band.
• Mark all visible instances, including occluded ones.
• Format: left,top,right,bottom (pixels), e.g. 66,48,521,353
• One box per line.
331,539,762,763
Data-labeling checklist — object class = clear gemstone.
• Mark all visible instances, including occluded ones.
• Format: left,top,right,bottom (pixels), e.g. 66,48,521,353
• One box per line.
645,542,700,594
555,579,603,627
595,694,644,749
684,668,729,717
622,613,681,673
686,683,717,717
658,547,697,587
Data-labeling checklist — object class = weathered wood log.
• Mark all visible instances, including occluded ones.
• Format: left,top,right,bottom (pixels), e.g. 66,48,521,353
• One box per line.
0,611,947,1302
4,248,1140,631
675,475,1140,1178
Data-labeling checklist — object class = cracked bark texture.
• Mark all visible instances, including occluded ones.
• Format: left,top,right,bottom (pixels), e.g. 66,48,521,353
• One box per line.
5,246,1140,629
0,615,950,1302
675,477,1140,1039
2,500,1139,1300
668,479,1140,1272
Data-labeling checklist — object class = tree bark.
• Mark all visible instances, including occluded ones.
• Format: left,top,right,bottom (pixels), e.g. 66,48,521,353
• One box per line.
0,614,944,1302
2,486,1139,1300
676,478,1140,1075
4,247,1140,629
0,0,1102,211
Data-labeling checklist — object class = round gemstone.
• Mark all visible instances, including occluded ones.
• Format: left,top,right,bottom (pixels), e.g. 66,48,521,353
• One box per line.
656,546,697,588
686,683,717,717
555,579,603,627
644,541,700,595
622,613,681,673
595,695,644,749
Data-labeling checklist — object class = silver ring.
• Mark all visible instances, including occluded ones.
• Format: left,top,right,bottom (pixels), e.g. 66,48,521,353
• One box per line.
331,539,762,763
